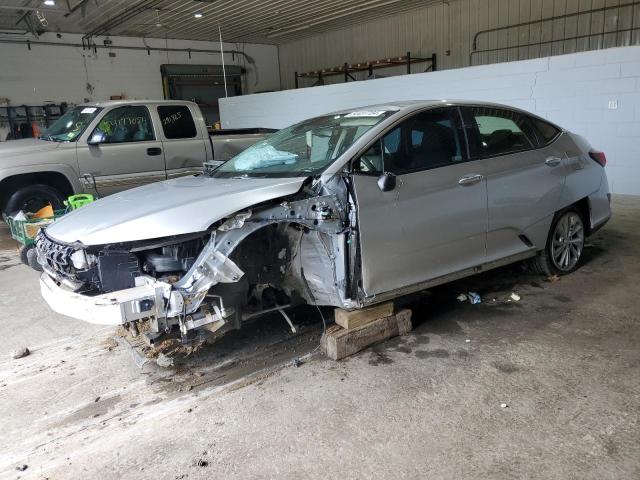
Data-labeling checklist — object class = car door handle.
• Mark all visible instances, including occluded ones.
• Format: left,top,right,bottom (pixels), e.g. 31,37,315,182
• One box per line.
545,156,562,167
458,174,484,186
147,147,162,156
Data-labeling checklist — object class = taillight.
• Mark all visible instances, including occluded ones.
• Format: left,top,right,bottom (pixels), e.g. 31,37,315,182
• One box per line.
589,150,607,167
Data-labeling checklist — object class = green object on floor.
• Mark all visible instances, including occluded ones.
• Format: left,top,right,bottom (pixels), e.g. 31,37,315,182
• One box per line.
65,194,95,210
6,209,66,247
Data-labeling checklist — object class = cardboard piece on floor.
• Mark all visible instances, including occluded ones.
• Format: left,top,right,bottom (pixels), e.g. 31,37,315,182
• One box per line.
321,308,412,360
334,301,394,330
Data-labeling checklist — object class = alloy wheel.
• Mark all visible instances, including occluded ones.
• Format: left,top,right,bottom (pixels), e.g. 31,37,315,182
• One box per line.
551,211,584,272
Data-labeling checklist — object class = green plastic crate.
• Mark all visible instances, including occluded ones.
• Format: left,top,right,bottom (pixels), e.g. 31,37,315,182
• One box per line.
6,209,66,247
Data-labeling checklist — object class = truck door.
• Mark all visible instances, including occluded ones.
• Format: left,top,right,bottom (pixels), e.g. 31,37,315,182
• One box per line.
76,105,166,196
156,104,207,179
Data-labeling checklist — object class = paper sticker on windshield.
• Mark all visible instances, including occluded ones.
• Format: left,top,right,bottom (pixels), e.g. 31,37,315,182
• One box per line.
345,110,386,118
81,107,97,114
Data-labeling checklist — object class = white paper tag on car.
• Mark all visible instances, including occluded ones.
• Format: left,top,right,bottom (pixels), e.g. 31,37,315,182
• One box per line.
81,107,97,114
345,110,386,117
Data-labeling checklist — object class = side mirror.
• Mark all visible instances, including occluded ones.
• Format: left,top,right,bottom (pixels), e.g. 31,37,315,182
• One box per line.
87,131,106,146
377,172,396,192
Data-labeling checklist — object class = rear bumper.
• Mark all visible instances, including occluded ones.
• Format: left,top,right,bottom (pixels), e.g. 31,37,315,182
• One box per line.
39,273,164,325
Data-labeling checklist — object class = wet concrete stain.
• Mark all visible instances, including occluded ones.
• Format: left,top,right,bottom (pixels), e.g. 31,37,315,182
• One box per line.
491,361,520,374
415,349,450,359
368,351,394,366
553,294,572,303
0,262,20,271
455,350,470,359
55,395,123,427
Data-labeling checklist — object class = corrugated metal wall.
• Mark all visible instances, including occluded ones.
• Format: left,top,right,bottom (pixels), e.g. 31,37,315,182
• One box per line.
279,0,640,90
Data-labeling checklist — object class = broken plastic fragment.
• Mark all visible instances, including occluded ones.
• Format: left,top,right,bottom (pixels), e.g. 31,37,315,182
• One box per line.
456,293,468,302
468,292,481,304
510,292,521,302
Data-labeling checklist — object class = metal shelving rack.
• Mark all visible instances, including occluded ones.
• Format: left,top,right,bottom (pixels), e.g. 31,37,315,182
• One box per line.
294,51,437,88
0,104,66,140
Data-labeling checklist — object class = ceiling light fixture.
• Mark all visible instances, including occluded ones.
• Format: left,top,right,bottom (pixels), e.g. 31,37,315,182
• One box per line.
194,12,203,18
43,0,55,5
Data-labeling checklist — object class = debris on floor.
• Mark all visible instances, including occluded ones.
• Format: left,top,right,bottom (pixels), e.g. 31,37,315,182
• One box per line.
156,353,175,368
468,292,482,304
456,293,468,302
11,347,30,359
15,464,28,471
547,274,560,283
103,337,118,352
509,292,521,302
500,403,508,408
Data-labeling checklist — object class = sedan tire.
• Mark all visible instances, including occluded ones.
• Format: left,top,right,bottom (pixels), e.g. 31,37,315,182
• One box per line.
531,208,585,276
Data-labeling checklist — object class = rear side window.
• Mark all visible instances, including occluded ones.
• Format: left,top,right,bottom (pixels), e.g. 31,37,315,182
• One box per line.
469,107,537,157
157,105,197,139
531,117,561,144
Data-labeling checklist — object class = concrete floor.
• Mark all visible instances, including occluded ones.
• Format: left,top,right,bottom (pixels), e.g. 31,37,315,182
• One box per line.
0,197,639,480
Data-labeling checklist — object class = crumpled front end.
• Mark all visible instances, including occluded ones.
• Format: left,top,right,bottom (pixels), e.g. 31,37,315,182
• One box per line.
37,176,360,341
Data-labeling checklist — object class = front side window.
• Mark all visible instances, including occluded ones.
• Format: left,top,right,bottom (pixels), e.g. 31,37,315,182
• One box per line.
469,107,537,156
90,106,154,144
41,106,103,142
354,109,464,175
213,110,395,178
158,105,197,139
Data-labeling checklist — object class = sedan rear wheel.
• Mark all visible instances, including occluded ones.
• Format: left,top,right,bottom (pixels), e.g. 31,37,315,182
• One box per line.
530,208,585,276
550,211,584,272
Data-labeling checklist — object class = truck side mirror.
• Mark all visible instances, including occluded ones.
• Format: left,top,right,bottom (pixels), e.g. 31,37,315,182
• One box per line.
377,172,396,192
87,130,106,146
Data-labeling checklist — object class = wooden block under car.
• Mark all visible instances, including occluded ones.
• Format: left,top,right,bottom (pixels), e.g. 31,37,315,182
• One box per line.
321,308,412,361
334,301,394,330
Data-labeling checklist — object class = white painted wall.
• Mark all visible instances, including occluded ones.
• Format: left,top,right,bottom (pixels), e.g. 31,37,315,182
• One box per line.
279,0,640,90
0,33,280,105
220,45,640,195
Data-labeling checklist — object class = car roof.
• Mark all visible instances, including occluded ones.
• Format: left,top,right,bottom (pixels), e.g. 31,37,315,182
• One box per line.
79,99,198,108
329,99,528,114
327,99,563,129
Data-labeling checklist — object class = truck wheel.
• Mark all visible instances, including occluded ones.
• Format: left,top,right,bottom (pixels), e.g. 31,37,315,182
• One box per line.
27,247,43,272
19,245,31,265
5,184,66,216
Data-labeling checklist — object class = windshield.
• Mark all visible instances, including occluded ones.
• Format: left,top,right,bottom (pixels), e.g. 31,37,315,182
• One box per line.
212,110,395,178
41,106,103,142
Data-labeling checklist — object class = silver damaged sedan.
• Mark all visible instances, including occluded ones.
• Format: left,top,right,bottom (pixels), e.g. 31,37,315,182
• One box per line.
36,101,611,341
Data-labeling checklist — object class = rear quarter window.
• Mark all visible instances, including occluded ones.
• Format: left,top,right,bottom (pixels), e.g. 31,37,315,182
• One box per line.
157,105,197,139
531,118,561,144
470,107,537,157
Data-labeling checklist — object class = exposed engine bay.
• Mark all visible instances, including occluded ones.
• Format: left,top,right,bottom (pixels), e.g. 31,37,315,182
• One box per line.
36,176,360,343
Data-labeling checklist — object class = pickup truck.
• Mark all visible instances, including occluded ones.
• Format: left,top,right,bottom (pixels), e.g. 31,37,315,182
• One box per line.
0,100,270,216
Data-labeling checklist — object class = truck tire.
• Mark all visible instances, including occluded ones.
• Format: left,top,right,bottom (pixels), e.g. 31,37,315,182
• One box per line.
27,247,43,272
4,184,66,216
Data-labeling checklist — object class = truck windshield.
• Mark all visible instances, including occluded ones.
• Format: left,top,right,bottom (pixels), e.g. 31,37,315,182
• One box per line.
41,106,103,142
211,110,395,178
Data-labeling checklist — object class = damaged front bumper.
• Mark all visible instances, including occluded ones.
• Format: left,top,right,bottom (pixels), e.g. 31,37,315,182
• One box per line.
39,273,169,326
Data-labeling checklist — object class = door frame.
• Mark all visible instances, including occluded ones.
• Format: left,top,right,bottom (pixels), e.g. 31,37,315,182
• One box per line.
347,105,490,300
